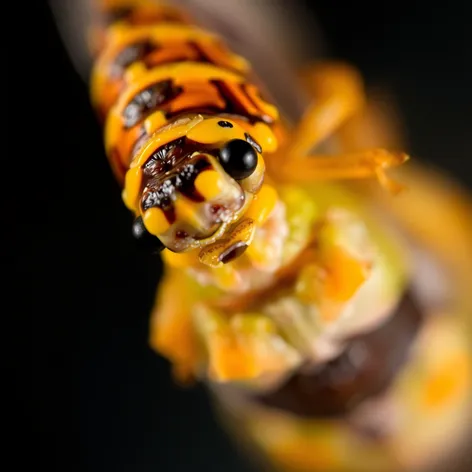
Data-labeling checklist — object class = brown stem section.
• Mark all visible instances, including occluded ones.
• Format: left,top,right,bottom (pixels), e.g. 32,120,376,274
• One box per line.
253,290,423,417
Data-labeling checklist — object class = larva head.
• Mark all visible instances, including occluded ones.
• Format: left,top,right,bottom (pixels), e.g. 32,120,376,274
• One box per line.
124,115,278,260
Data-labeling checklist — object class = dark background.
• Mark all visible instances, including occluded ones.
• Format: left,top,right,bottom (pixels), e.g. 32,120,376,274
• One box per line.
8,1,471,471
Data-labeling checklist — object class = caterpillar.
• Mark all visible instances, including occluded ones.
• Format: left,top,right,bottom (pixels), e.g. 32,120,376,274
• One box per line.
90,0,406,262
88,1,472,471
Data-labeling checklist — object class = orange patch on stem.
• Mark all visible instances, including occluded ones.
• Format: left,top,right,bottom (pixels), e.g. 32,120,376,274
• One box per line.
322,246,370,302
423,352,470,410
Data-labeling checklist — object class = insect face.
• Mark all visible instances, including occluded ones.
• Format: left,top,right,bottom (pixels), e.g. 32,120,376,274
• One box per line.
129,116,270,255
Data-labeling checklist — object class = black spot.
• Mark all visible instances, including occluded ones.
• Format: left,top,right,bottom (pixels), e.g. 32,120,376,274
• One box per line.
110,41,153,77
123,80,178,128
219,139,258,180
218,120,233,128
218,241,248,264
244,133,262,154
132,217,165,254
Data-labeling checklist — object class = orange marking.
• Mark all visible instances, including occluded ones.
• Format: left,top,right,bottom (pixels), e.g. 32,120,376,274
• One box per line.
97,81,123,119
245,83,279,122
423,353,470,409
195,40,249,72
322,246,370,302
220,82,261,119
108,147,128,185
167,81,226,115
114,124,148,171
271,439,338,472
144,43,200,66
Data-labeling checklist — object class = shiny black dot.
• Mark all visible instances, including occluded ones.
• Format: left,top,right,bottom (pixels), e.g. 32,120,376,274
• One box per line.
219,139,258,180
218,120,233,128
132,217,165,254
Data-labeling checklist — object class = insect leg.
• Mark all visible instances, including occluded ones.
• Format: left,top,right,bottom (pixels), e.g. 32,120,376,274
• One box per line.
274,149,409,194
269,62,408,192
286,61,367,157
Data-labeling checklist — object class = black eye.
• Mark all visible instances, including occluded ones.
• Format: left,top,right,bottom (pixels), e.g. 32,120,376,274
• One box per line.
219,139,258,180
132,216,165,254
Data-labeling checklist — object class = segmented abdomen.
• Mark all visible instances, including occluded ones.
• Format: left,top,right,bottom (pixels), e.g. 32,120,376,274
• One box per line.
91,0,279,183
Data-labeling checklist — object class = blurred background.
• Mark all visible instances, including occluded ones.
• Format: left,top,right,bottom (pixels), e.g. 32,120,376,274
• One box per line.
9,0,471,471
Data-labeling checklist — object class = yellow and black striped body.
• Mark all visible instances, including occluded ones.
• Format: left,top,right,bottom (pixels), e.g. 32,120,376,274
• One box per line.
91,0,280,254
